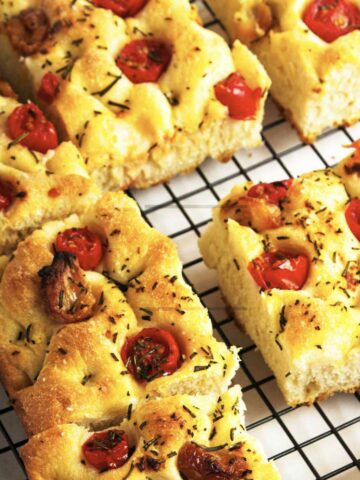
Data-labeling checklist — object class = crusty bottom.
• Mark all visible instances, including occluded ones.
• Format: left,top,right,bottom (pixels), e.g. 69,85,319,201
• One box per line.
232,310,360,407
271,96,360,145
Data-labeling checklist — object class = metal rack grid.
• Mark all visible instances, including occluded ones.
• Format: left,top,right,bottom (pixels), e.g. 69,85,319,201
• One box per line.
0,1,359,478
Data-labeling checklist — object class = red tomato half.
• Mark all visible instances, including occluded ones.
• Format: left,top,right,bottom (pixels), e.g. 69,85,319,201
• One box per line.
55,228,103,270
92,0,148,17
247,179,293,205
7,103,58,153
345,199,360,241
38,72,60,104
121,328,181,381
214,72,262,120
303,0,360,42
117,39,172,83
82,430,129,472
248,251,309,290
178,442,249,480
0,180,15,212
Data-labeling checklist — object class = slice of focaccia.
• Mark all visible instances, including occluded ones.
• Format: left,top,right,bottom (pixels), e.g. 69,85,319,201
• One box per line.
0,87,100,255
0,192,239,436
0,0,270,189
199,144,360,406
207,0,360,143
21,386,280,480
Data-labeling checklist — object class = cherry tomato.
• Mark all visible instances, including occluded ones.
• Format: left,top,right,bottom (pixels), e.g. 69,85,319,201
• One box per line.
55,228,103,270
0,180,15,212
178,442,249,480
303,0,360,42
92,0,149,17
214,72,262,120
345,199,360,240
38,252,97,323
38,72,60,104
7,103,58,153
116,39,172,83
82,430,129,472
121,328,181,381
248,251,309,290
247,179,293,205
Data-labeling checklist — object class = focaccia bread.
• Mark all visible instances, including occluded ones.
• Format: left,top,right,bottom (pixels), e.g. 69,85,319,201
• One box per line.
199,145,360,406
0,89,100,255
0,192,239,436
21,386,280,480
0,0,270,189
208,0,360,143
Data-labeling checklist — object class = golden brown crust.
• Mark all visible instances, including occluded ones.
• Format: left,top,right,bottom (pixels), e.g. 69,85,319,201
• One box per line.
0,192,239,436
208,0,360,143
0,0,270,189
200,149,360,406
208,0,273,45
0,95,100,255
21,386,280,480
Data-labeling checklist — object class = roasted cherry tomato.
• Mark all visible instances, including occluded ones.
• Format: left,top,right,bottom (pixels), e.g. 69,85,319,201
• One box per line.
55,228,103,270
303,0,360,42
5,8,50,57
82,430,129,472
214,72,262,120
38,72,60,104
38,252,97,323
7,103,58,153
178,442,249,480
247,179,293,205
121,328,181,381
345,199,360,241
248,251,309,290
92,0,149,17
220,193,283,231
116,39,172,83
0,180,15,212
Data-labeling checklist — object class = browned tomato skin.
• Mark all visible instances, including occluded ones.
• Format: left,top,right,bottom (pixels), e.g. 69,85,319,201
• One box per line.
38,252,97,323
178,442,249,480
220,195,282,231
6,8,50,56
0,80,17,99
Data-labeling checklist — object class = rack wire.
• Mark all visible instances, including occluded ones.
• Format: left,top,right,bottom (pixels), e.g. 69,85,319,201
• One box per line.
0,1,359,478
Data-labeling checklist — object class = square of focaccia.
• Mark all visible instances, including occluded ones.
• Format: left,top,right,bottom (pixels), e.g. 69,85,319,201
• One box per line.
0,192,239,436
0,89,100,255
199,145,360,406
0,0,270,189
21,385,280,480
207,0,360,143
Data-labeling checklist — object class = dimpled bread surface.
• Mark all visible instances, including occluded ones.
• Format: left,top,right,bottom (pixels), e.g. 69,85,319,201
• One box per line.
0,94,100,255
199,148,360,406
21,386,280,480
0,0,270,188
0,192,239,436
207,0,360,142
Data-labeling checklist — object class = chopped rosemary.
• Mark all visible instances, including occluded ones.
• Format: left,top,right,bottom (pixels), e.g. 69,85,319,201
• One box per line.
7,132,30,149
92,75,122,97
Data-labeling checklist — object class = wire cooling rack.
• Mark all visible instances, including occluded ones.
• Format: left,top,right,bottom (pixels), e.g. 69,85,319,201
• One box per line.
1,1,360,478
